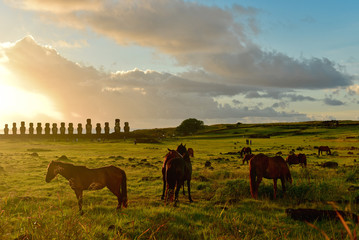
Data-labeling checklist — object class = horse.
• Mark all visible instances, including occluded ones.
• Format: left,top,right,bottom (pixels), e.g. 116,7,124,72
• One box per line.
318,146,331,156
45,161,127,212
163,153,186,205
240,147,252,157
161,143,193,203
286,153,307,167
242,154,255,165
249,153,292,199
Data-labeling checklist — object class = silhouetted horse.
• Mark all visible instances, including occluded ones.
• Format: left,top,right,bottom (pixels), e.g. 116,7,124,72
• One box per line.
161,144,193,203
249,154,292,199
286,153,307,167
240,147,252,157
46,161,127,211
242,154,255,165
318,146,331,156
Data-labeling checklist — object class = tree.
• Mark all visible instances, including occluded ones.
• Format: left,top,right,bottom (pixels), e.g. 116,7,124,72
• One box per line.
176,118,204,135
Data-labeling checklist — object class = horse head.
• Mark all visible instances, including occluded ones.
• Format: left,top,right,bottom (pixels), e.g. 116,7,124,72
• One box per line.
176,143,187,155
45,161,60,183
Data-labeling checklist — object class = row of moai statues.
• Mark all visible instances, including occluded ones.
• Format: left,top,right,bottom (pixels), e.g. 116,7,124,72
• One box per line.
3,119,130,135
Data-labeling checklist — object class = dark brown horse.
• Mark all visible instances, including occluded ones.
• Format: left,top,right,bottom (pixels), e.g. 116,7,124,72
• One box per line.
161,144,193,203
286,153,307,167
46,161,127,211
318,146,331,156
240,147,252,157
242,154,255,165
163,153,186,204
249,154,292,199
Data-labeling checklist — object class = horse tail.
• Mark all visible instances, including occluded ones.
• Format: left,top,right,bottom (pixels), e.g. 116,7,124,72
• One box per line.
249,162,256,198
121,171,128,208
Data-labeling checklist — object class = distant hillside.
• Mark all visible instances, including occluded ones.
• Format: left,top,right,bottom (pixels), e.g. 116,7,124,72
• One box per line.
132,120,359,139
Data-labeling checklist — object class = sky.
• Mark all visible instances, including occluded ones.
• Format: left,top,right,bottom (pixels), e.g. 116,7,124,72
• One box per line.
0,0,358,130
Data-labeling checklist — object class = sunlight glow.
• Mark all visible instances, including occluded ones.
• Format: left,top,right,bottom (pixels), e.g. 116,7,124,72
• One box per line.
0,64,63,121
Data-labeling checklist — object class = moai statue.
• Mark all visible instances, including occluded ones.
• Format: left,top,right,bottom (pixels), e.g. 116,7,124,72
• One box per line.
86,119,92,135
96,123,101,135
104,122,110,135
52,123,58,135
12,123,17,135
20,121,26,135
68,123,74,135
29,123,34,135
45,123,51,135
4,124,9,135
124,122,130,134
60,122,66,135
114,119,120,134
77,123,83,135
36,123,42,135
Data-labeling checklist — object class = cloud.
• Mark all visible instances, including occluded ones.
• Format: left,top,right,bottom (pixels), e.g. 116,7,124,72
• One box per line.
347,84,359,95
323,98,345,106
5,0,353,89
0,36,312,128
5,0,103,13
244,90,316,102
51,39,89,49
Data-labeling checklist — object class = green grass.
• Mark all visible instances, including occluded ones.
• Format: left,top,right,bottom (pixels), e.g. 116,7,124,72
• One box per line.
0,122,359,239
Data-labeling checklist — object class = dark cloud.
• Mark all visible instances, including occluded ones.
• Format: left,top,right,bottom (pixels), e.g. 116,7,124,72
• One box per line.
323,98,345,106
244,90,317,101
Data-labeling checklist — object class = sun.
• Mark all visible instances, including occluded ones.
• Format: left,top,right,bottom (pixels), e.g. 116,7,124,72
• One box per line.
0,64,63,122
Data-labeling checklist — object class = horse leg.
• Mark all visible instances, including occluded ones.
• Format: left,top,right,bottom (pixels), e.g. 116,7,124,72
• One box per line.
187,180,193,203
74,189,83,212
182,184,186,196
273,179,277,199
255,176,262,199
174,180,181,202
281,177,286,196
161,178,166,200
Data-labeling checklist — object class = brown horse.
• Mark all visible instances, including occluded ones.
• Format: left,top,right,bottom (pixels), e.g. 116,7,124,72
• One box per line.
249,154,292,199
240,147,252,157
318,146,331,156
161,144,193,203
46,161,127,211
163,154,186,205
286,153,307,167
242,154,255,165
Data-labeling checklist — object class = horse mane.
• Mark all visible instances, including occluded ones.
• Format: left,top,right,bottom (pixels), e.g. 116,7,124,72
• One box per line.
53,161,89,171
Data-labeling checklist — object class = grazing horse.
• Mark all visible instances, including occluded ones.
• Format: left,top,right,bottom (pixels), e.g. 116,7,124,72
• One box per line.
318,146,331,156
45,161,127,212
286,153,307,167
240,147,252,157
161,144,193,203
249,154,292,199
242,154,255,165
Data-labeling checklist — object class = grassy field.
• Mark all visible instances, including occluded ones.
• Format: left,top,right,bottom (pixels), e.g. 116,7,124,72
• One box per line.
0,121,359,239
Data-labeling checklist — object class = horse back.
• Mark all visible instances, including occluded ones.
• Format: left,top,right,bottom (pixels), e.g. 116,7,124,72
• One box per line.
249,154,269,173
88,166,125,185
